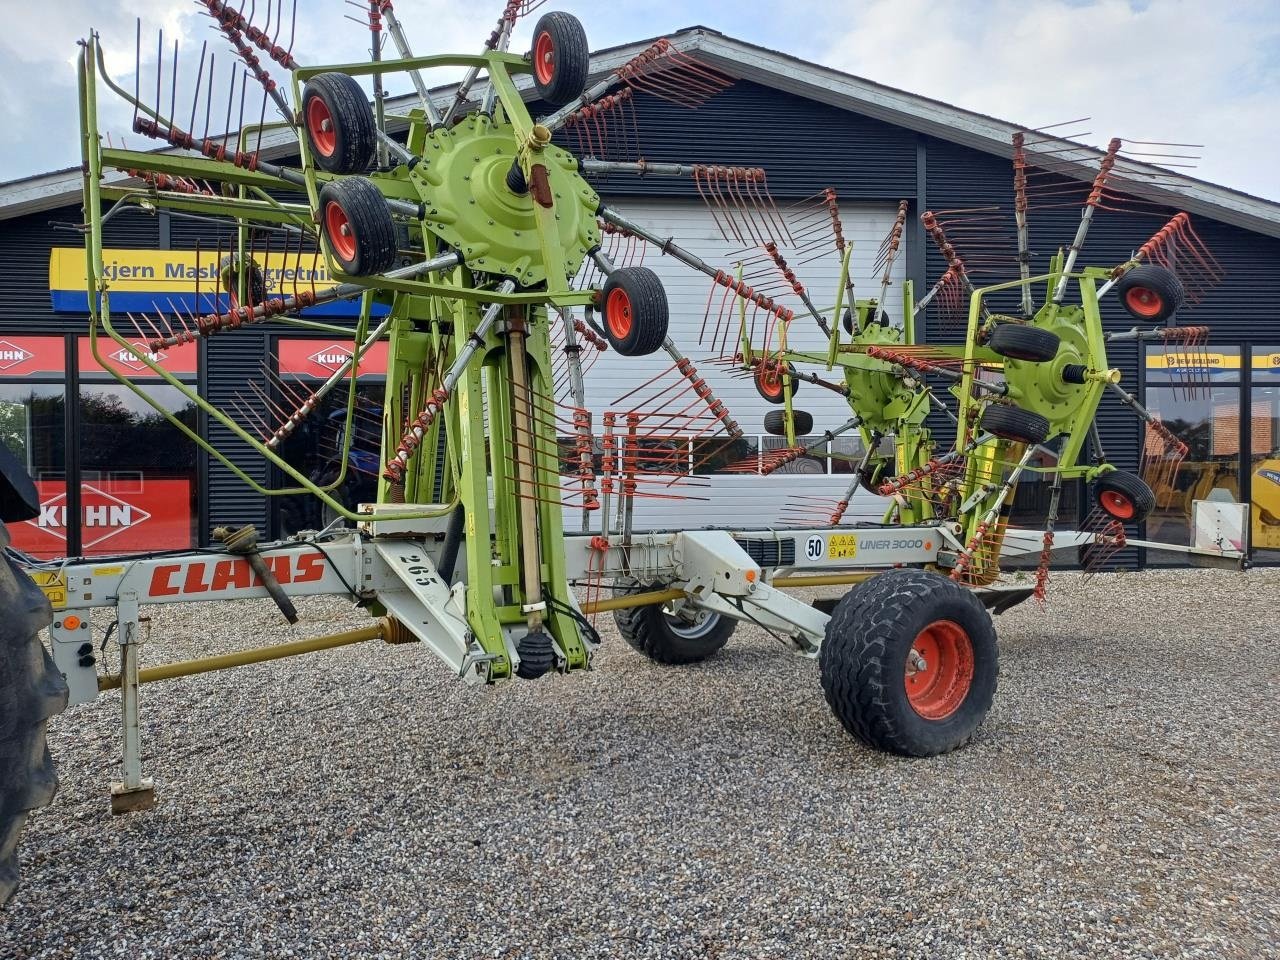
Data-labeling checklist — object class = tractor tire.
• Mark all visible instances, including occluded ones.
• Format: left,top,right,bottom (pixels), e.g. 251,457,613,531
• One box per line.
601,267,669,356
1114,265,1184,324
0,522,68,906
981,403,1050,445
529,12,590,107
319,177,398,277
988,322,1060,363
755,360,799,405
820,568,998,757
764,408,814,436
302,72,377,175
613,581,735,665
1093,469,1155,523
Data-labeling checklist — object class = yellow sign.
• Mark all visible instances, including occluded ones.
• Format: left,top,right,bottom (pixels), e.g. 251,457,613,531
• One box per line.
49,247,336,295
1145,351,1239,370
1252,352,1280,370
828,534,859,560
29,571,67,610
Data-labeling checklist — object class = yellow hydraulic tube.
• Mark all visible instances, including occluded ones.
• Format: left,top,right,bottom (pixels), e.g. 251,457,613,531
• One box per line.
98,621,393,691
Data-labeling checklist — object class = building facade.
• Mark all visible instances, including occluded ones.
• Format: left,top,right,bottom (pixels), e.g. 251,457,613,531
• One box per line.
1,28,1278,565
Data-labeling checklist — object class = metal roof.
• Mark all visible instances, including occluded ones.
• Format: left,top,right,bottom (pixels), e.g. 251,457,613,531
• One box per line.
4,26,1280,238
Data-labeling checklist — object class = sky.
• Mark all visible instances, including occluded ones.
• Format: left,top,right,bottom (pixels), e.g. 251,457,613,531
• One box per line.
1,0,1278,202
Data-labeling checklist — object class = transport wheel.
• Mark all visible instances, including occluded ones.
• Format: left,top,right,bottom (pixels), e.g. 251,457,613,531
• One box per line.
529,12,590,107
980,403,1050,445
302,72,377,175
601,267,669,356
763,408,814,436
0,523,68,904
319,177,398,276
987,322,1060,363
755,359,799,404
1093,469,1155,523
613,581,735,665
1113,265,1184,324
218,255,267,308
820,568,998,757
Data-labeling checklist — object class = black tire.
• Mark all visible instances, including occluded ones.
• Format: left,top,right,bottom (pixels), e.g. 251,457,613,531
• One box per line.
0,523,68,906
755,360,799,404
319,177,397,276
302,72,376,175
1113,265,1185,324
218,255,267,307
981,403,1050,445
613,582,735,665
529,12,590,107
1093,469,1155,523
988,322,1060,363
763,408,814,436
601,267,669,356
820,568,998,757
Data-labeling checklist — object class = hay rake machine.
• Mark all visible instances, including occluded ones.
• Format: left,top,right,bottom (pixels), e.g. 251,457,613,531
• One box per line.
0,2,1244,893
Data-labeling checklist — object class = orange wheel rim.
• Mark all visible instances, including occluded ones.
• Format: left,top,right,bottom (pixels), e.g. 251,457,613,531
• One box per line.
534,31,556,86
1100,489,1135,519
905,619,974,720
325,201,357,262
1124,286,1164,318
606,287,633,340
307,97,337,157
756,362,784,399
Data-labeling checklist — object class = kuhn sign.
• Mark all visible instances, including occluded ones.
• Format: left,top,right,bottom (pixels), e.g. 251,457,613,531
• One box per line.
9,479,192,559
277,338,389,378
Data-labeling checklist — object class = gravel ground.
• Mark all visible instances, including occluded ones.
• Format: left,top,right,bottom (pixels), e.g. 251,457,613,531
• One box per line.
2,567,1278,959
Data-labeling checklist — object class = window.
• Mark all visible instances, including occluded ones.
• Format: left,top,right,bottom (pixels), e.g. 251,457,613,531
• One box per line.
1249,347,1280,562
1143,345,1240,554
0,383,67,560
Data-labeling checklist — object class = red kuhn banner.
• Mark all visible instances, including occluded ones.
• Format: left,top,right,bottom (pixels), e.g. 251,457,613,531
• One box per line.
276,338,389,378
8,478,193,559
0,336,64,376
77,337,198,378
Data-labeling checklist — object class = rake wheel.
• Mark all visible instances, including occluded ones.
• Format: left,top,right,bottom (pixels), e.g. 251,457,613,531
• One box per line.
318,177,398,276
613,581,735,665
764,408,813,436
981,403,1050,445
529,12,590,107
988,322,1060,363
1114,265,1185,324
302,72,377,175
820,569,998,757
601,266,669,356
1093,469,1155,523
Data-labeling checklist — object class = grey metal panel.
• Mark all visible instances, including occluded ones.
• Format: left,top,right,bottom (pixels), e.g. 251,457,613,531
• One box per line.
204,331,269,533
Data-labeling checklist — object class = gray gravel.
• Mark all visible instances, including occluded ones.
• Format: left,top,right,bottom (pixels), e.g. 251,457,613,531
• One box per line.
2,567,1279,959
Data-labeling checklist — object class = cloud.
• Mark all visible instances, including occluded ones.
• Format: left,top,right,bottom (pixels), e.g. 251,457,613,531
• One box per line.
808,0,1280,201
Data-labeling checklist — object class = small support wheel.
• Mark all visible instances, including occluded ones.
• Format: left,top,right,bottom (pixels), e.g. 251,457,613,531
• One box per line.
820,569,998,757
1093,469,1155,523
614,581,735,665
755,360,800,404
529,12,590,107
601,267,669,356
319,177,397,277
764,408,814,436
987,322,1060,363
302,73,376,175
1113,265,1185,323
980,403,1050,445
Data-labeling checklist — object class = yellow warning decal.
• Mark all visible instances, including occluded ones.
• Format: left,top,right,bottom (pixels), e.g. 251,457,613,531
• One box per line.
29,571,67,610
92,565,125,576
828,534,859,560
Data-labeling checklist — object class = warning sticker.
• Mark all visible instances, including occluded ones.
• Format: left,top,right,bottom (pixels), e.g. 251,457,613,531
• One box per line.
29,571,67,609
828,534,859,560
